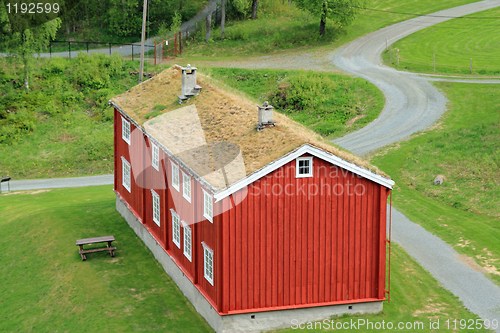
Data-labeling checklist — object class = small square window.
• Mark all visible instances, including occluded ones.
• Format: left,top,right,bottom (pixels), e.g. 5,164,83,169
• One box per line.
171,210,180,248
152,190,160,227
296,157,313,178
121,116,131,145
151,143,159,171
202,242,214,285
171,162,179,192
122,157,131,193
182,171,191,203
183,223,192,262
203,189,213,223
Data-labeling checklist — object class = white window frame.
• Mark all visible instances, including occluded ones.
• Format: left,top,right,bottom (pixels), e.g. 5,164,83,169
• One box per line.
296,157,313,178
151,142,159,171
171,162,179,192
203,189,213,223
152,190,160,227
182,221,192,262
121,157,131,193
202,242,214,286
171,209,180,248
182,171,191,203
121,116,131,145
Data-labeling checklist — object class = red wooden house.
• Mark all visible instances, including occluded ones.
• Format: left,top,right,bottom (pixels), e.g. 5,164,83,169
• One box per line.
110,66,394,332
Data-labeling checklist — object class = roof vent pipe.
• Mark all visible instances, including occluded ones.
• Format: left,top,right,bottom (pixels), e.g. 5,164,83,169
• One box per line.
255,101,276,132
178,64,202,104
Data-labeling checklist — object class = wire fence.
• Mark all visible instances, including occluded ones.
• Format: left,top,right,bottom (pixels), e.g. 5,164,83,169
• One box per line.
47,4,224,64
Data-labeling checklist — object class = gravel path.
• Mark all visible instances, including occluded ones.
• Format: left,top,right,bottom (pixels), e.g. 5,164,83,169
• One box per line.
332,1,500,329
8,175,113,191
332,0,500,156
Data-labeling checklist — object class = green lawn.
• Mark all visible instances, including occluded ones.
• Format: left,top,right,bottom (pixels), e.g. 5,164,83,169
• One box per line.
0,186,490,333
0,186,213,332
382,7,500,75
182,0,481,60
371,82,500,286
203,67,385,139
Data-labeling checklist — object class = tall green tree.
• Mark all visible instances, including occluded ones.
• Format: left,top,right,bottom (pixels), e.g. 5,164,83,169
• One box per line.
295,0,361,35
3,19,61,93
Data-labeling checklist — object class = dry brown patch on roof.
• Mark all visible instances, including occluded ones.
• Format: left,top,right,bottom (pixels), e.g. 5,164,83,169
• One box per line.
111,66,390,188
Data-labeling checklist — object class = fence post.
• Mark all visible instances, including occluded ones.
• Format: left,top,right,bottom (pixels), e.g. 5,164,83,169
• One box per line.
154,41,157,65
470,58,472,74
179,31,182,54
68,42,71,58
109,43,111,55
49,42,52,58
175,33,178,56
132,44,134,61
433,54,436,72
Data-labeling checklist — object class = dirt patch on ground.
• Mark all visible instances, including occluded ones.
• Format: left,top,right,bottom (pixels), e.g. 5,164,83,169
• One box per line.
413,302,448,317
346,115,367,127
3,189,51,195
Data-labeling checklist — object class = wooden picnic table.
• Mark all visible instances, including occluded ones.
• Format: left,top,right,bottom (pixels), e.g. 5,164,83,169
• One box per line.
76,236,116,261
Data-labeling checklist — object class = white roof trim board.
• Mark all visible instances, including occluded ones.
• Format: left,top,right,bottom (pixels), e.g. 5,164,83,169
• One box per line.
213,144,394,202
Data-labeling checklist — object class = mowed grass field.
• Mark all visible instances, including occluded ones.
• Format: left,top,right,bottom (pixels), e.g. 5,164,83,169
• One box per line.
371,82,500,286
0,186,213,332
383,7,500,74
182,0,481,59
0,186,491,333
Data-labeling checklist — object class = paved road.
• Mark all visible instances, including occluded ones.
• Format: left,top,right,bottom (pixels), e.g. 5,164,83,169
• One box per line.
332,0,500,330
332,0,500,156
8,175,113,191
25,1,221,59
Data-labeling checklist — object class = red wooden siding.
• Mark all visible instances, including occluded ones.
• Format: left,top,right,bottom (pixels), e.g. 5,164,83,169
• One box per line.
142,136,167,247
219,155,390,314
114,108,144,220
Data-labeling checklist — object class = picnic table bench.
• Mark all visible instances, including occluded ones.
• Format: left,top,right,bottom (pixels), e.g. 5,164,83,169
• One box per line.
76,236,116,261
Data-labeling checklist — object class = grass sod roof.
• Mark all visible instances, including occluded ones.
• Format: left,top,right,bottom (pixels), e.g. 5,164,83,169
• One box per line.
110,66,390,191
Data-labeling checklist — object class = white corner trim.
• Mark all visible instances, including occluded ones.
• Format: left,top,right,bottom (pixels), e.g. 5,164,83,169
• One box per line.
213,144,394,202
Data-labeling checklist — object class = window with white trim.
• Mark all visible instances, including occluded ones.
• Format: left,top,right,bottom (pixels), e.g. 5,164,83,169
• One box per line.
171,162,179,191
202,242,214,285
122,157,131,192
296,157,313,178
171,210,180,248
203,189,213,223
183,222,192,261
152,190,160,227
151,143,159,171
121,116,131,145
182,171,191,203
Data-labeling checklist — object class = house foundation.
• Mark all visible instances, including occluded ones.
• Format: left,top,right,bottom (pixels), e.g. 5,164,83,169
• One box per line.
116,194,383,333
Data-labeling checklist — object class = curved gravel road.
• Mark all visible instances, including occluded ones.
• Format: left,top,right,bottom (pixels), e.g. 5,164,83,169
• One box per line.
332,1,500,330
332,0,500,156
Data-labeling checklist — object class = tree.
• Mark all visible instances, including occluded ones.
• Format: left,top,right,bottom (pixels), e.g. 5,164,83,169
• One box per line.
295,0,361,36
251,0,258,19
221,0,226,39
205,0,215,42
3,19,61,93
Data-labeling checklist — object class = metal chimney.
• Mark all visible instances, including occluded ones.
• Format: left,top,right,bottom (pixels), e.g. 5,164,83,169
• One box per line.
255,101,276,132
178,64,202,103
